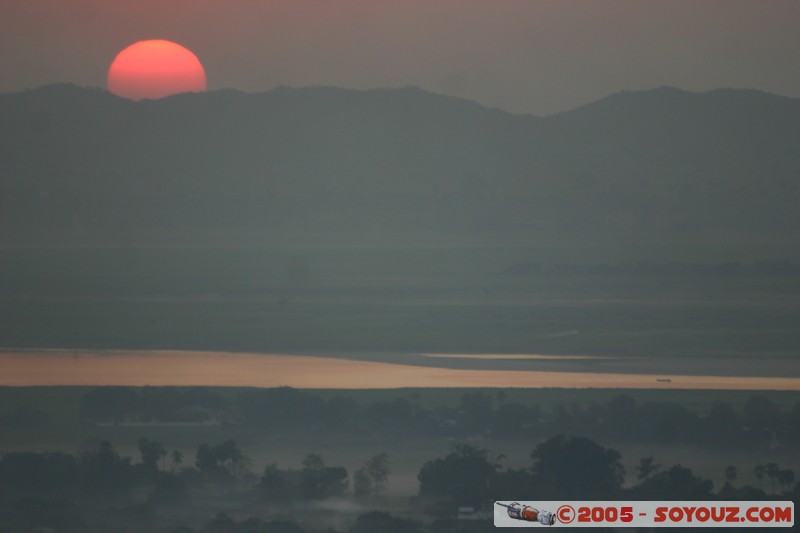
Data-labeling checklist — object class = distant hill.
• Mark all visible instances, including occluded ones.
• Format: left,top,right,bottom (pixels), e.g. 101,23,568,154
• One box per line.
1,84,798,245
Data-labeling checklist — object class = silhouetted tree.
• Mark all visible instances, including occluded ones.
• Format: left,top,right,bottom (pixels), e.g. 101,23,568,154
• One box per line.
530,435,624,498
195,440,246,481
353,468,371,498
260,463,289,501
637,457,661,481
138,438,166,476
492,467,537,500
365,453,390,496
195,444,216,473
417,444,495,505
766,463,779,494
171,450,183,472
632,465,713,499
300,455,348,499
717,481,765,501
724,465,737,485
302,454,325,471
79,441,137,495
754,464,766,490
777,469,794,493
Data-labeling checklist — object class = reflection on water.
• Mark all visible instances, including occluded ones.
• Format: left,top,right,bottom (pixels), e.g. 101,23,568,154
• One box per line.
1,350,798,390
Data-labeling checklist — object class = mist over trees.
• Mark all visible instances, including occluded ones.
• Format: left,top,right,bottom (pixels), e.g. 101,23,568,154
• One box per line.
6,385,791,531
1,432,795,532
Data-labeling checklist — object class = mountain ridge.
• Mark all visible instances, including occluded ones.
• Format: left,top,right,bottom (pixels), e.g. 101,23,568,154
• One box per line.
1,84,798,246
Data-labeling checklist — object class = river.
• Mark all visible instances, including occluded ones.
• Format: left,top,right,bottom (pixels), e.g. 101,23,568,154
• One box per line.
1,350,798,390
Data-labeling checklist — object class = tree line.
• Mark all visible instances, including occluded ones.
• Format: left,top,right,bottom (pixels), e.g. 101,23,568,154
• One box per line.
75,387,800,449
0,434,796,532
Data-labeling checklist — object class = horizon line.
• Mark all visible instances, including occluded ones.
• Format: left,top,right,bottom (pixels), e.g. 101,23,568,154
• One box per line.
3,82,797,119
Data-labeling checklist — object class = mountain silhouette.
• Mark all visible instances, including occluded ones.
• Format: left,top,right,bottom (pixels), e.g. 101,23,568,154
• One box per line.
1,84,798,245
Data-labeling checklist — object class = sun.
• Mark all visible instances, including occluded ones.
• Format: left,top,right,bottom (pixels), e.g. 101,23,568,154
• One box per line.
107,40,207,101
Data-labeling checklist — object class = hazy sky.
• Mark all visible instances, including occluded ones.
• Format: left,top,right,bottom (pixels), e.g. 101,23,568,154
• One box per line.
2,0,799,115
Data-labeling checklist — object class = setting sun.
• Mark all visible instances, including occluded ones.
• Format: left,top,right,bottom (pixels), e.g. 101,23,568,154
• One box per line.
107,39,206,100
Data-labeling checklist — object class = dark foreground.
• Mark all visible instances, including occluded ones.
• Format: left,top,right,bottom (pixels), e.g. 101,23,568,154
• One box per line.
0,386,797,532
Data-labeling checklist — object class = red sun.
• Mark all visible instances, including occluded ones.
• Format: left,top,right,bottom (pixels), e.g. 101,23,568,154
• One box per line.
107,40,207,100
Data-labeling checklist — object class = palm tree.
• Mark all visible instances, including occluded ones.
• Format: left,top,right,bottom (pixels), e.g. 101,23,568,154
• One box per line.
765,463,780,494
724,465,737,485
754,464,766,490
777,469,794,494
365,452,390,496
637,457,661,481
172,449,184,472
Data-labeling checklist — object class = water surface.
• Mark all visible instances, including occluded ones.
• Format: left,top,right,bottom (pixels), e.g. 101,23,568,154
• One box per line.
1,350,798,390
